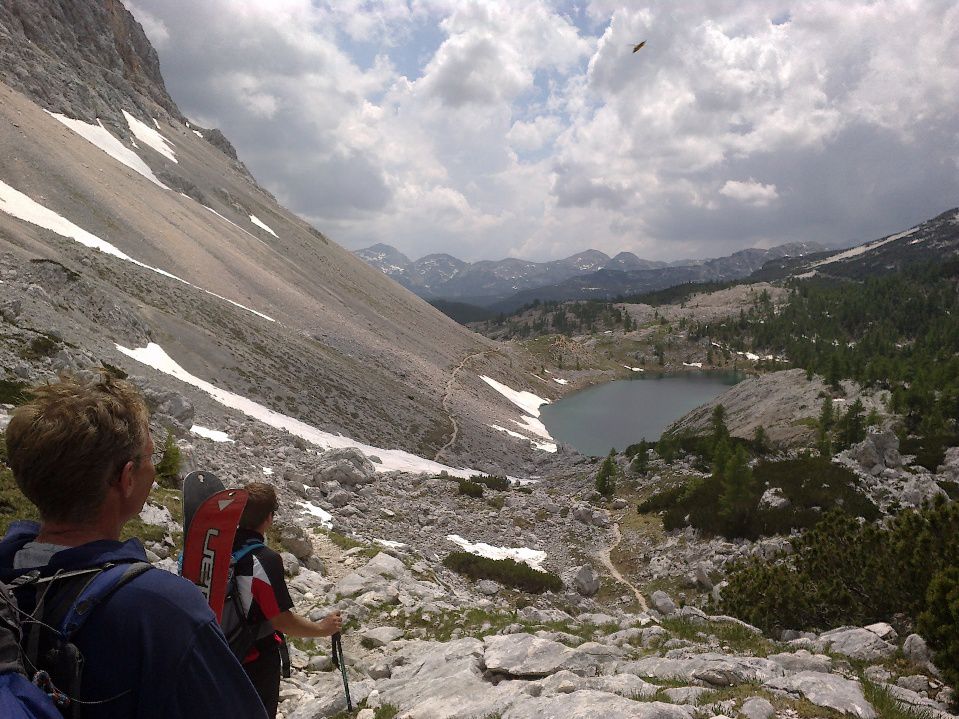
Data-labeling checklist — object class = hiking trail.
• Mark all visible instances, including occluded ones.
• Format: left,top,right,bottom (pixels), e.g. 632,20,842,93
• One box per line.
599,520,648,611
434,349,496,463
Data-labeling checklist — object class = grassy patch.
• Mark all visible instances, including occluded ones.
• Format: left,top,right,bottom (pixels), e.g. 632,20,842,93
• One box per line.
0,380,33,406
443,552,562,593
0,464,38,535
861,678,939,719
659,617,775,656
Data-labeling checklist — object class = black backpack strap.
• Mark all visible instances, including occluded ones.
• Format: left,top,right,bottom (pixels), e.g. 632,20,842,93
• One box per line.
58,562,153,638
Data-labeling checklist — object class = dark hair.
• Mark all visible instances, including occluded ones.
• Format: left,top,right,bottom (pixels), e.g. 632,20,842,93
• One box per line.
240,482,278,530
5,373,150,523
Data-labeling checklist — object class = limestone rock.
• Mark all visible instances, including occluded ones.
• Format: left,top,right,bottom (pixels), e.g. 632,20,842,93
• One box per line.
620,653,785,687
765,671,876,718
739,696,775,719
483,634,578,677
903,634,933,664
361,626,403,647
312,447,376,487
819,627,896,662
503,691,694,719
651,590,678,616
571,566,600,597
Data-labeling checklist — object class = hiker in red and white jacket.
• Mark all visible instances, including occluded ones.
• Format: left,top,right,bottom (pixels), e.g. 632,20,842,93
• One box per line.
231,482,343,719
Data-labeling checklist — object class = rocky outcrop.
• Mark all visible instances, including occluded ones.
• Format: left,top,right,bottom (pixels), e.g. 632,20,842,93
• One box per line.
0,0,182,128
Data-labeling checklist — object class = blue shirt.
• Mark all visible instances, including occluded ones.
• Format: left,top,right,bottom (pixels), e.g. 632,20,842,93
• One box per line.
0,521,268,719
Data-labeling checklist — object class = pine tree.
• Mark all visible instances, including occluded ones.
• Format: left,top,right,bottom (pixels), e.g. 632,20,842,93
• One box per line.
631,439,649,474
155,429,182,489
718,446,756,536
595,451,618,497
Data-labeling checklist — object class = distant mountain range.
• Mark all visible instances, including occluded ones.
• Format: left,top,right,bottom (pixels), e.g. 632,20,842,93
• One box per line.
354,242,826,310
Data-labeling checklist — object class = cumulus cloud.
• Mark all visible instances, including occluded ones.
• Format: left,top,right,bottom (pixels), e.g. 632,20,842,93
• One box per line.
133,0,959,261
720,179,779,206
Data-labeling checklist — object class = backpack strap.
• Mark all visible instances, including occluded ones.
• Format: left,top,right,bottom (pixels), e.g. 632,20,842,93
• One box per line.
231,542,265,564
57,562,153,639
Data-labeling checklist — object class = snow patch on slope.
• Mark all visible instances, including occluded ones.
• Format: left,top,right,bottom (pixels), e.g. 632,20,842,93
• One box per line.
117,343,477,478
48,112,168,188
481,375,556,452
0,180,274,322
250,214,279,238
122,110,177,163
446,534,546,570
811,227,919,268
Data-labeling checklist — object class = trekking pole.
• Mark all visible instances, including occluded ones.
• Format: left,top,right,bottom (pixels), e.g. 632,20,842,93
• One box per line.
330,632,352,711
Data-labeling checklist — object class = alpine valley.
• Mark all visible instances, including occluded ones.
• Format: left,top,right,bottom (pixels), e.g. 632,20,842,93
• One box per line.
2,3,959,719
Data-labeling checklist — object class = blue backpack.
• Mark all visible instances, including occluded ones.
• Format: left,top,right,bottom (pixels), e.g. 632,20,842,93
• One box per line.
0,562,152,718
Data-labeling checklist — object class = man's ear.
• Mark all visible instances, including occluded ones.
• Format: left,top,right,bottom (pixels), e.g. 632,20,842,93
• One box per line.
117,460,137,498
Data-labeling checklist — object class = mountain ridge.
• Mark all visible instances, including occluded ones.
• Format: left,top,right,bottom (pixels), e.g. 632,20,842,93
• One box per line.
353,242,823,308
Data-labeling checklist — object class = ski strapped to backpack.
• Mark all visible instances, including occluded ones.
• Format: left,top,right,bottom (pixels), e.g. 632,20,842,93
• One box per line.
0,561,153,719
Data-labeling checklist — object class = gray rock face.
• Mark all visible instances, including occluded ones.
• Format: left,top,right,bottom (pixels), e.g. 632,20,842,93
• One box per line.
740,696,775,719
483,634,578,677
651,590,678,616
504,692,694,719
276,523,314,561
621,653,785,687
758,486,790,510
0,0,182,127
361,626,404,647
312,447,376,487
768,649,832,674
571,565,600,597
765,671,876,719
819,627,896,661
903,634,933,664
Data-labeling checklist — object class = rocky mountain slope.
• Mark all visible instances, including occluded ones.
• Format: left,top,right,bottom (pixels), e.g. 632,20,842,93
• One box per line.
0,0,563,475
752,207,959,282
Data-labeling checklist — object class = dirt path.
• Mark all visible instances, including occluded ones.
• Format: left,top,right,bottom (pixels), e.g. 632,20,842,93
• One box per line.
434,349,496,463
598,521,649,611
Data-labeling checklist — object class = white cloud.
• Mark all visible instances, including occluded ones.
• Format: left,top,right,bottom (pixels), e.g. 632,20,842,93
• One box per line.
719,179,779,206
133,0,959,262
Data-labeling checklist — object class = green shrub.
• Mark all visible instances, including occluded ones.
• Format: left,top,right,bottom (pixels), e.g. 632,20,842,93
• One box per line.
720,500,959,634
458,479,484,498
154,429,182,489
472,475,510,491
443,552,562,593
637,455,877,540
900,434,958,471
20,335,59,359
918,567,959,696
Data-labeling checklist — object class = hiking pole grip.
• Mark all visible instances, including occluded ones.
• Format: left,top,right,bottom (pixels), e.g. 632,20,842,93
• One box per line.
331,632,352,711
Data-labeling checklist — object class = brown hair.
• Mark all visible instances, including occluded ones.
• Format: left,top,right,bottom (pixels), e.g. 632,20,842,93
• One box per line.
5,373,150,523
239,482,278,530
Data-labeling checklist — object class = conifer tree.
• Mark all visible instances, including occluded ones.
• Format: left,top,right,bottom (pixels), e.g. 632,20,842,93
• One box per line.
595,451,618,497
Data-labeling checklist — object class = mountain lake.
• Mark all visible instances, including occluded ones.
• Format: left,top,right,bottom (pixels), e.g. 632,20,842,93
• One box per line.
539,371,743,456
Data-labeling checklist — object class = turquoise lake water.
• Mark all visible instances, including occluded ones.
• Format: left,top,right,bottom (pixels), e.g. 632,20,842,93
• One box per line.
539,372,743,456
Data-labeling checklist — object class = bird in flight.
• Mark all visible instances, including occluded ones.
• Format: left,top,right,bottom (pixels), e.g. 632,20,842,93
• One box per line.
631,40,646,53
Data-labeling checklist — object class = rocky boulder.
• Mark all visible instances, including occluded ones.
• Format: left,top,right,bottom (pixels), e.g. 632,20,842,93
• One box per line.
311,447,376,487
571,566,600,597
765,671,876,718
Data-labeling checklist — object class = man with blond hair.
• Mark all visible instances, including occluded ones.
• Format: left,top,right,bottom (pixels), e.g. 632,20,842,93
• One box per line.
231,482,342,718
0,373,267,719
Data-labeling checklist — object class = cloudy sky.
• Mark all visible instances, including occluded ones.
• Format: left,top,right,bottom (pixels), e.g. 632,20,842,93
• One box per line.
130,0,958,263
